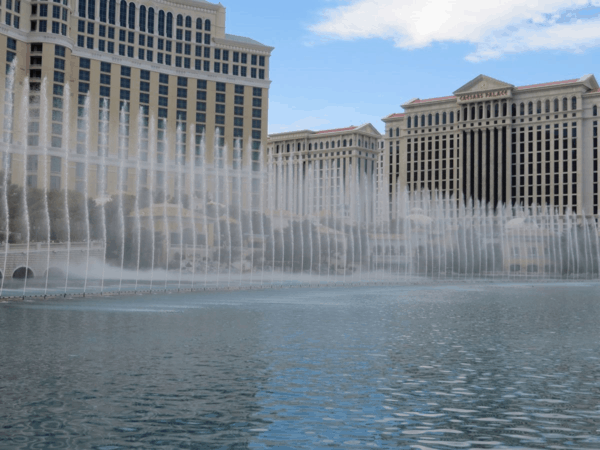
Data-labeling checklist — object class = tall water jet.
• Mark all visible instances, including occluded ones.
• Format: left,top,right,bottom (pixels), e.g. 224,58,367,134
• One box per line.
175,123,184,290
40,79,52,295
98,99,109,294
148,116,157,290
82,94,92,294
134,105,143,291
62,83,71,295
20,78,31,297
162,119,170,290
0,61,15,297
188,124,197,290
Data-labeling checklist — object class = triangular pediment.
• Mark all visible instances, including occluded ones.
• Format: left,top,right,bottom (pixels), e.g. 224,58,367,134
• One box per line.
453,75,514,95
355,123,382,136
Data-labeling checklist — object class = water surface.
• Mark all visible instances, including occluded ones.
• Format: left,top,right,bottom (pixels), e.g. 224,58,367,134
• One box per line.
1,283,599,449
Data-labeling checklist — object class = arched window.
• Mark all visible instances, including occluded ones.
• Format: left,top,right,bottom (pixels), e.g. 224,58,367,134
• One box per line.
326,142,329,149
196,17,202,29
486,104,491,118
319,142,323,150
421,115,425,127
358,140,361,147
100,0,107,22
563,97,568,111
428,114,432,126
545,99,550,113
479,105,483,119
79,0,86,17
442,112,446,124
166,12,173,37
407,116,411,128
139,5,146,31
389,128,393,137
511,103,517,116
205,19,211,31
435,112,439,125
276,144,279,153
594,105,598,116
494,103,499,117
147,7,154,33
414,115,418,127
554,99,559,112
528,102,533,115
343,139,347,147
297,143,301,151
308,143,312,150
463,107,467,121
395,127,399,137
349,139,352,146
502,102,507,116
286,144,290,152
471,106,475,120
176,14,183,27
128,2,135,29
536,100,541,114
456,110,460,122
337,140,340,147
109,0,116,24
520,103,525,116
88,0,95,20
449,111,454,123
185,15,191,28
571,96,577,110
119,0,127,27
158,10,164,35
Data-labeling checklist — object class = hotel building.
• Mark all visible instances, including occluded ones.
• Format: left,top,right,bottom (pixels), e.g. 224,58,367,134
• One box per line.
267,124,382,220
383,74,600,216
0,0,272,197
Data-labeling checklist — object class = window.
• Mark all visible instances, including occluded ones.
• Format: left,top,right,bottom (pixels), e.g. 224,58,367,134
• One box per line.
147,7,154,33
166,12,173,37
158,10,164,35
572,96,577,110
128,2,135,29
109,0,116,24
139,5,146,31
204,19,210,31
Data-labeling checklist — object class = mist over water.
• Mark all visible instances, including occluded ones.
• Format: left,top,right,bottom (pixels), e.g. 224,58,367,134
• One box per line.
1,283,599,449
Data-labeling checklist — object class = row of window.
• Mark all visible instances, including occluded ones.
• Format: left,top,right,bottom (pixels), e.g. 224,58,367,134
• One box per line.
397,98,593,133
74,35,266,78
78,0,212,37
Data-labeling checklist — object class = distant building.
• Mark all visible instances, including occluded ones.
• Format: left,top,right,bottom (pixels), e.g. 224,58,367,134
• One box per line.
266,123,382,221
383,74,600,216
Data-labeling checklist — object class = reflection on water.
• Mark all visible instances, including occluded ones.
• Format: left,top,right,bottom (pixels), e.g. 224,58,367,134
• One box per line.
1,283,599,449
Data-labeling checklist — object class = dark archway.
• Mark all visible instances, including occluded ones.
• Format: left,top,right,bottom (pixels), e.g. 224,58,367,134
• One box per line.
13,267,34,279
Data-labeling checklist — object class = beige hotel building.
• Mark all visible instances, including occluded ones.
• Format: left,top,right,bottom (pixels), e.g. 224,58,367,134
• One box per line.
383,74,600,216
266,124,382,220
0,0,272,197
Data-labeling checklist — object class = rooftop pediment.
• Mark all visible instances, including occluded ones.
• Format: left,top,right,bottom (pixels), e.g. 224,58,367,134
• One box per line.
453,75,514,95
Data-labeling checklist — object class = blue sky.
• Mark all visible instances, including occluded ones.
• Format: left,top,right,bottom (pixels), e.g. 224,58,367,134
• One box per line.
222,0,600,134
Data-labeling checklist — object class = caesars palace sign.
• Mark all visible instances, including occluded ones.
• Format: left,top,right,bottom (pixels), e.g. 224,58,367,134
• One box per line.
457,89,511,103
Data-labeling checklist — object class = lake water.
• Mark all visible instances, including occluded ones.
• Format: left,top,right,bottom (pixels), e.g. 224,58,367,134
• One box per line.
1,283,599,449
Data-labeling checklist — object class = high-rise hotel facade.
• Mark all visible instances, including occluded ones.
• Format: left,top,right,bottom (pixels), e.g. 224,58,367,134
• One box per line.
383,75,600,216
0,0,272,197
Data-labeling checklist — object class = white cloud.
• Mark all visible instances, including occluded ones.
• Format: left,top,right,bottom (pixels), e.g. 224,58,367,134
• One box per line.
309,0,600,61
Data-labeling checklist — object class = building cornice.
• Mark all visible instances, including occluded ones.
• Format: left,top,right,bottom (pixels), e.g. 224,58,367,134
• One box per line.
214,37,274,54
